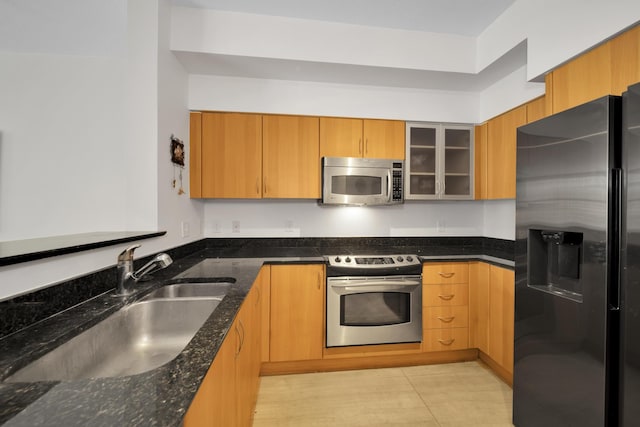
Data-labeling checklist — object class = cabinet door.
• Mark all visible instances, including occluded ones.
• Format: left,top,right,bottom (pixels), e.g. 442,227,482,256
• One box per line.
270,265,325,362
474,123,488,200
259,265,271,363
469,262,490,354
525,96,547,124
406,122,438,199
488,265,515,375
486,105,526,199
235,285,261,427
363,119,405,159
190,112,203,198
319,117,363,158
201,112,263,198
549,41,611,114
183,319,237,427
263,115,320,198
442,126,473,199
611,24,640,96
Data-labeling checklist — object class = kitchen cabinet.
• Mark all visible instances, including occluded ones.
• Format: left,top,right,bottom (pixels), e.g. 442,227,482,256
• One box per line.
422,262,470,352
320,117,405,159
259,265,271,363
525,96,547,124
198,112,263,198
269,264,325,362
486,105,527,199
405,123,474,200
184,283,261,427
547,23,640,114
474,123,488,200
488,264,514,376
469,262,514,381
262,115,321,198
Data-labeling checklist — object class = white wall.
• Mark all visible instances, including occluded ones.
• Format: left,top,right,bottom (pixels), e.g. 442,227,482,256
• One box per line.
0,0,203,301
189,74,480,123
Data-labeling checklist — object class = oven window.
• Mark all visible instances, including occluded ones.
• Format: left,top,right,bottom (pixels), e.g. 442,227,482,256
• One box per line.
340,292,410,326
331,175,382,196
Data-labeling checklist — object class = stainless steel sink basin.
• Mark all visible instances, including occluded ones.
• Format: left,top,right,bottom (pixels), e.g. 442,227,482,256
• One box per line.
141,282,232,300
5,298,221,382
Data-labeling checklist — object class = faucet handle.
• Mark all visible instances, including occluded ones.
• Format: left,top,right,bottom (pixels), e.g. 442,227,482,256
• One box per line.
118,244,141,263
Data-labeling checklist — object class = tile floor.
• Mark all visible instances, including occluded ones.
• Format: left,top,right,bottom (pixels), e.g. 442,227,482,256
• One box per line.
252,361,513,427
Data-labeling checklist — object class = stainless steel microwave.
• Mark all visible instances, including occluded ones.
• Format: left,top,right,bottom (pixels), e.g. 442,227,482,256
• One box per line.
321,157,404,205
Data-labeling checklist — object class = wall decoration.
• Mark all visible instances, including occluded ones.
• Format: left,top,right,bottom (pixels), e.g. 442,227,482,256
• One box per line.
171,134,185,195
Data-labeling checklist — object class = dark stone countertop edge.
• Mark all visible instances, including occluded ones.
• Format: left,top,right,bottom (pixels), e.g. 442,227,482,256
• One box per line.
0,231,167,267
0,244,512,426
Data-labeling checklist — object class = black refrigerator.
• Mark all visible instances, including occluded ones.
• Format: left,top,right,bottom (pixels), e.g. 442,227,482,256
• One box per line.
514,84,640,426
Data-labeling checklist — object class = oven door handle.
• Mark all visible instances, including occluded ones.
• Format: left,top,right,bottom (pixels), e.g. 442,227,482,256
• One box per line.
329,280,420,294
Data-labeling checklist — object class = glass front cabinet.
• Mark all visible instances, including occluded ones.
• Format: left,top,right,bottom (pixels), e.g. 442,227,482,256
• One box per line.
405,122,474,200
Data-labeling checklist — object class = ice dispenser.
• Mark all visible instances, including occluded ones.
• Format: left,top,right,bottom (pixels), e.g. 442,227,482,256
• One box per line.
528,229,583,301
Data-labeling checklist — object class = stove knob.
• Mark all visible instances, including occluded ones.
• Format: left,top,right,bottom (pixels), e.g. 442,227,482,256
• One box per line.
345,257,352,263
397,256,404,262
334,256,341,263
406,256,414,262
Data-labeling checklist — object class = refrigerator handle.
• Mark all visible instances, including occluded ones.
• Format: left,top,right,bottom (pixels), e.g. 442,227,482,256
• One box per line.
610,167,622,311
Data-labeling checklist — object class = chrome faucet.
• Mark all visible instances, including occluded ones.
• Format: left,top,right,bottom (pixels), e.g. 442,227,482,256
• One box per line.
116,244,173,296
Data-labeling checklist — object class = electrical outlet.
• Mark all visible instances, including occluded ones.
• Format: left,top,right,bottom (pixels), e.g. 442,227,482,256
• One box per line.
232,220,240,233
181,221,190,238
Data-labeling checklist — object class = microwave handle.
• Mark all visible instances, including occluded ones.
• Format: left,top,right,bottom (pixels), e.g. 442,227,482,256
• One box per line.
386,170,392,202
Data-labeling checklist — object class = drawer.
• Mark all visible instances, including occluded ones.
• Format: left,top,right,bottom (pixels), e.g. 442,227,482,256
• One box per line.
423,283,469,307
423,328,469,352
424,306,469,329
423,262,469,285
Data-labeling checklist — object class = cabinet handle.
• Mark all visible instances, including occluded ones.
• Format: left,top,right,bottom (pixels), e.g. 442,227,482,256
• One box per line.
438,338,455,346
255,285,261,307
234,324,242,357
438,294,455,301
438,272,455,278
256,178,260,195
317,272,322,290
359,138,363,155
263,177,267,195
238,320,246,354
437,316,455,323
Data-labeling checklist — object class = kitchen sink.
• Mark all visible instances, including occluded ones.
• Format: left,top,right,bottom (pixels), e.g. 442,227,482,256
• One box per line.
4,287,229,382
141,282,233,300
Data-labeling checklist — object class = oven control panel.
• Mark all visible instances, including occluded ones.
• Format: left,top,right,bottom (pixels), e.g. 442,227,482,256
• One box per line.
326,254,420,268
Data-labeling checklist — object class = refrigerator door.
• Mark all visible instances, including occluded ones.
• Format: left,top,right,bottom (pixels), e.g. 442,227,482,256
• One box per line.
621,82,640,427
514,96,621,427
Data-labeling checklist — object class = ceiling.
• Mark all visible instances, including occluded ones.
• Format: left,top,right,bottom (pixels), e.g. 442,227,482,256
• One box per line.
170,0,516,36
170,0,523,91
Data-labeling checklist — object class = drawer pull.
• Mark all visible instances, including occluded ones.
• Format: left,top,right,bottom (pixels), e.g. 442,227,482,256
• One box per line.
438,294,455,301
438,272,455,278
437,316,455,323
438,338,455,346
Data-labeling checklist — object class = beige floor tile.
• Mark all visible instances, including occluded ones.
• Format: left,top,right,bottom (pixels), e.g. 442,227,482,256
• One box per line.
253,361,513,427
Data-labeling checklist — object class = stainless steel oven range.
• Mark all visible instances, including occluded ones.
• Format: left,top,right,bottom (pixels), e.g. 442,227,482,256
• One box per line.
325,254,422,347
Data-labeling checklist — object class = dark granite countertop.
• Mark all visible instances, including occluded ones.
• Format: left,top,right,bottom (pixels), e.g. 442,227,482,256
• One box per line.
0,238,513,426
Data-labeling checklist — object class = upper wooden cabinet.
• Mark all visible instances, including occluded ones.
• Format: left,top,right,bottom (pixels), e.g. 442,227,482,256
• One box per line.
194,112,263,198
320,117,404,159
547,23,640,114
486,105,527,199
525,96,547,124
474,123,488,200
262,115,320,198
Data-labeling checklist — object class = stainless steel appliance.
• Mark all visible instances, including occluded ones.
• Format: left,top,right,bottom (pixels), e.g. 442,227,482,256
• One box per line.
321,157,404,205
514,94,625,426
325,254,422,347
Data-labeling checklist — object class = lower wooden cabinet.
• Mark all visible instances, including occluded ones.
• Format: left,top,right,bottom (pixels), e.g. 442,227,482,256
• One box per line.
422,262,470,353
469,262,515,380
269,264,325,362
184,280,261,427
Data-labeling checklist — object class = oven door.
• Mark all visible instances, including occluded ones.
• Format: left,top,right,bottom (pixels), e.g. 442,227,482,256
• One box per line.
326,276,422,347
